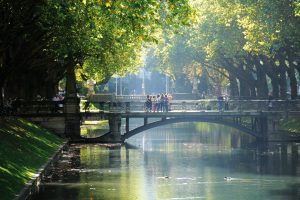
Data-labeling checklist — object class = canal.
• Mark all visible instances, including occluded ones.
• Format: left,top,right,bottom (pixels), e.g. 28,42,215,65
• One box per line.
35,119,300,200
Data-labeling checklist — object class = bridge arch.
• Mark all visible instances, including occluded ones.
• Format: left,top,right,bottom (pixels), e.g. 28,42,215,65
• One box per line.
122,117,261,141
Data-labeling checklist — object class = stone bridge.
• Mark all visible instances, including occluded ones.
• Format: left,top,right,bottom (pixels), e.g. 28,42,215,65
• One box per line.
79,110,290,143
18,98,300,143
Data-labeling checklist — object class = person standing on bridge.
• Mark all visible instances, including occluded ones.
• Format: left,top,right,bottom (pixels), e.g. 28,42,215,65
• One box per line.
144,95,152,112
217,95,224,111
52,95,60,113
160,93,165,112
155,94,161,112
167,94,173,111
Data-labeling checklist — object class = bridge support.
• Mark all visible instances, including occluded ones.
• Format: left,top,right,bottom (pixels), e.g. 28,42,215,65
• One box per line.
258,112,281,140
109,114,122,142
259,115,268,140
126,117,129,133
95,114,122,143
144,117,148,125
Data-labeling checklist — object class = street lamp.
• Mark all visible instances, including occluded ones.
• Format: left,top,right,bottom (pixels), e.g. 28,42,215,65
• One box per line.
165,74,168,94
120,76,123,95
142,68,145,95
115,75,118,96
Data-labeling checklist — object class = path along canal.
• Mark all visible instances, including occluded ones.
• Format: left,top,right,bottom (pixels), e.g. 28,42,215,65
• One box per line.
35,119,300,200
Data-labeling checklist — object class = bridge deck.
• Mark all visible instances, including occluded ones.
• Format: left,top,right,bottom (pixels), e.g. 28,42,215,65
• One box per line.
82,110,300,119
18,110,300,119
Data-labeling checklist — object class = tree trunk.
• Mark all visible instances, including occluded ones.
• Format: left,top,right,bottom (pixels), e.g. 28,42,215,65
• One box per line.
64,60,81,139
288,62,298,99
278,61,287,99
0,86,4,110
238,78,250,98
250,85,257,98
65,61,78,98
256,68,268,98
271,76,280,99
255,60,269,98
229,73,239,97
262,57,279,98
244,64,256,98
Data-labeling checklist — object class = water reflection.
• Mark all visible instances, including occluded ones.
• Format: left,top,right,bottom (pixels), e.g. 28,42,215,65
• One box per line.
35,122,300,200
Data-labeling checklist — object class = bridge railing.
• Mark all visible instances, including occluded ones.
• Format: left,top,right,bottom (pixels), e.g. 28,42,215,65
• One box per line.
5,100,64,115
83,99,300,113
228,99,300,112
13,99,299,115
115,95,146,101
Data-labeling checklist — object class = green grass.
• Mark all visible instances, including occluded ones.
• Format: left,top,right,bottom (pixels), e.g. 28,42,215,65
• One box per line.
81,120,109,137
278,118,300,135
0,118,64,200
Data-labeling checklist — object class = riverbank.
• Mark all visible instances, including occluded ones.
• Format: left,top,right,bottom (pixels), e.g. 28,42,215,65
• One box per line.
279,118,300,135
0,117,65,200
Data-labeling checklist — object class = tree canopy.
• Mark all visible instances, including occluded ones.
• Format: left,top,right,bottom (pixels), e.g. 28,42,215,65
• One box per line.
0,0,193,101
1,0,299,102
150,0,300,98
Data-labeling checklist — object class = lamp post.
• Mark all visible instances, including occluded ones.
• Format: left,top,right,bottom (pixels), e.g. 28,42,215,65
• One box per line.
165,74,168,94
115,75,118,96
120,76,123,95
142,68,145,95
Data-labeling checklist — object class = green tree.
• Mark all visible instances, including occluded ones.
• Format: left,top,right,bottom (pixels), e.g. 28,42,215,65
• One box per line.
0,0,193,104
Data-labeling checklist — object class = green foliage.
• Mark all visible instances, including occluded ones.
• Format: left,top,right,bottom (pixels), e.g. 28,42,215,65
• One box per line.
279,118,300,134
149,0,300,96
0,0,193,100
39,0,194,82
0,118,64,200
296,1,300,16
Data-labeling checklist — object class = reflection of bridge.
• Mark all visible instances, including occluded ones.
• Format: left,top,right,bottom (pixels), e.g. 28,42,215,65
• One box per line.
20,98,300,143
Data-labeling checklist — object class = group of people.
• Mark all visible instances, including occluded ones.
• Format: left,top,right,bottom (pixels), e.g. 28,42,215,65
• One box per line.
217,95,229,111
144,94,173,112
52,94,64,112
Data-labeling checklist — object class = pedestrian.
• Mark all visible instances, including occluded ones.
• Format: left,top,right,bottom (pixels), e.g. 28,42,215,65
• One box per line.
144,95,152,112
217,95,224,111
167,94,173,111
267,93,273,111
224,95,229,110
52,95,60,113
152,95,156,112
156,94,161,112
163,94,169,112
160,93,165,112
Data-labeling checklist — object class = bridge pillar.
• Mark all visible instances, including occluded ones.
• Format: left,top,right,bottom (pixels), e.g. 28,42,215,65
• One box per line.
108,114,122,142
126,117,129,133
144,117,148,125
259,114,269,140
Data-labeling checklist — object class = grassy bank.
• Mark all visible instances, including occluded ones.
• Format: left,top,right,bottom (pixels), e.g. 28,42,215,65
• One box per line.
279,118,300,135
0,118,64,200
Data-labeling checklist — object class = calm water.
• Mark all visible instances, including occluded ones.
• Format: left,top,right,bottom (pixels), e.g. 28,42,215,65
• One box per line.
35,120,300,200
